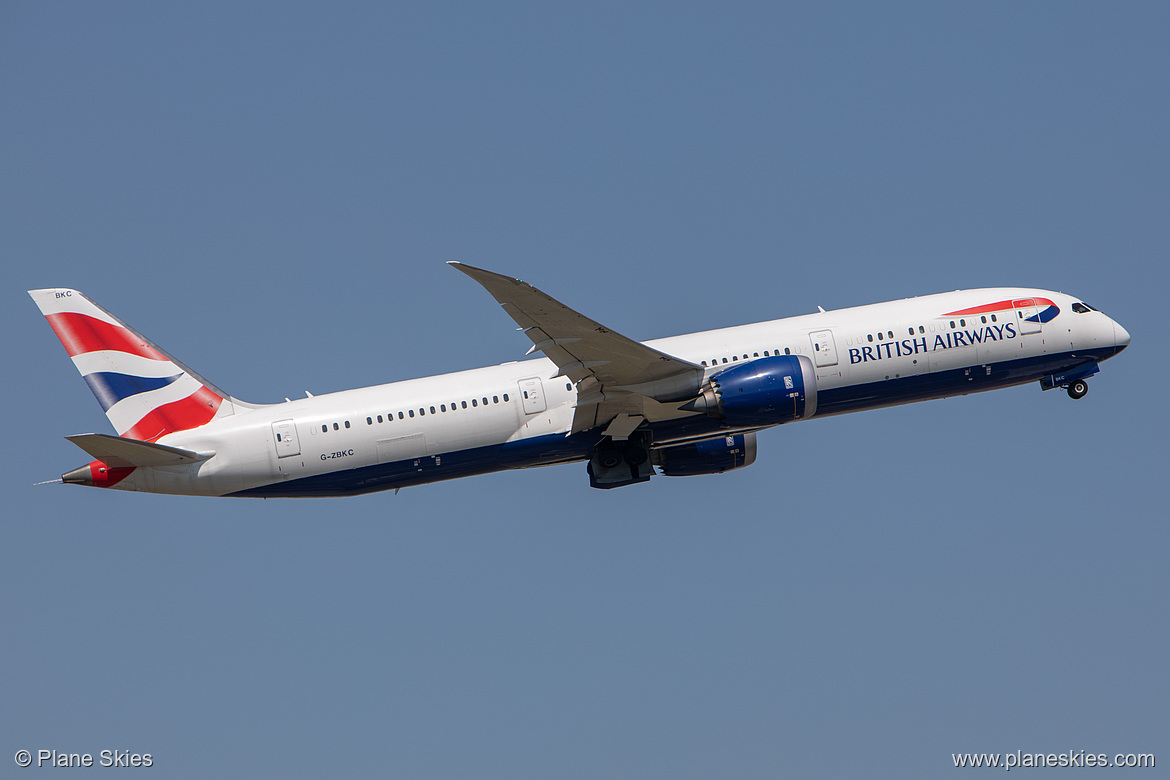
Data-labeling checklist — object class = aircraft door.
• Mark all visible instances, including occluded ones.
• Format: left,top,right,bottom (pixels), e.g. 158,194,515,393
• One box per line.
271,419,301,458
1015,298,1042,335
809,329,839,367
518,377,547,414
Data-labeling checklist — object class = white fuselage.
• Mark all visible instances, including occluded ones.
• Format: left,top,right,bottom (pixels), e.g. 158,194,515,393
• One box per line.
106,288,1128,497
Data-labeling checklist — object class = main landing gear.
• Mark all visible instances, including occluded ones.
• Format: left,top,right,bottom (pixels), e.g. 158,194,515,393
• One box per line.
588,430,654,489
1067,379,1089,400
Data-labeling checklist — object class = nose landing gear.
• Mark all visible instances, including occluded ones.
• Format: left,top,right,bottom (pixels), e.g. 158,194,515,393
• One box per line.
1040,363,1099,399
1067,379,1089,400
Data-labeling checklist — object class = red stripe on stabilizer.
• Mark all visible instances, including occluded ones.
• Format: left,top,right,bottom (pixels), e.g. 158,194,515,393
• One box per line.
123,386,224,442
45,312,167,360
944,298,1056,316
91,461,135,488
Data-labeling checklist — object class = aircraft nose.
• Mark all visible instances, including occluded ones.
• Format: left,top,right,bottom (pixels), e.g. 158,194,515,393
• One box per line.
1113,321,1131,352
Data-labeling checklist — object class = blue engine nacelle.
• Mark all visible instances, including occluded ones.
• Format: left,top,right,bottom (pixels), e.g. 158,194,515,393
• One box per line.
654,433,758,476
681,355,817,427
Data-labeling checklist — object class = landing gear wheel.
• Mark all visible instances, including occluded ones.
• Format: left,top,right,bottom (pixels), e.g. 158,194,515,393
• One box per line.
1067,380,1089,400
598,449,623,469
625,448,648,466
588,430,655,489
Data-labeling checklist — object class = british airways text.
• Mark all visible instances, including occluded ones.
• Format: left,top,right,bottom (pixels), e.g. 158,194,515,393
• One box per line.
849,323,1017,364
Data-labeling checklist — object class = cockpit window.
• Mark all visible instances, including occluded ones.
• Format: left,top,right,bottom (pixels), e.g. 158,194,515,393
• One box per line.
1071,302,1096,313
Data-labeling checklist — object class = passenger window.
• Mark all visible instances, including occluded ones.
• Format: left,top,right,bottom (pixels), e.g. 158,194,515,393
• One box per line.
503,393,509,402
565,383,571,391
732,355,738,361
784,348,791,355
333,422,339,430
981,316,987,323
877,332,883,341
322,424,328,433
366,417,372,425
430,406,436,414
868,334,873,342
701,360,707,366
472,398,478,407
919,325,925,334
482,398,488,405
408,410,414,418
950,321,956,329
763,351,770,357
398,411,404,420
461,401,467,409
959,319,965,327
722,358,728,364
991,314,997,322
493,396,499,404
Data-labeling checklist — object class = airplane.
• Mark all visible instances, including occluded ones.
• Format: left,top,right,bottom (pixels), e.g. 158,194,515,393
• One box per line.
29,263,1130,497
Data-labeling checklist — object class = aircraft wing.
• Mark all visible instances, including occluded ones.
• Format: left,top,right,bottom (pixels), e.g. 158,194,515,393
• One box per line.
450,263,704,433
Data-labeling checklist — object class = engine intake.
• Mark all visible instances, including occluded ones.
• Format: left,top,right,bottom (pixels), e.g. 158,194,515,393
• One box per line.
682,355,817,426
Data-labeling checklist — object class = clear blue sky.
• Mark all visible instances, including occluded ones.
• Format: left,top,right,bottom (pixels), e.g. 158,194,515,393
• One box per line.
3,3,1166,777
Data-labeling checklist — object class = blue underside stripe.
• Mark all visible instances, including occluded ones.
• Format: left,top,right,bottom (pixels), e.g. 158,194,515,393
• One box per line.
83,372,182,411
229,346,1120,498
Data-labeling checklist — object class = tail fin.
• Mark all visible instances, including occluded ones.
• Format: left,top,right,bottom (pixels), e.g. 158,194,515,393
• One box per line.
29,288,246,441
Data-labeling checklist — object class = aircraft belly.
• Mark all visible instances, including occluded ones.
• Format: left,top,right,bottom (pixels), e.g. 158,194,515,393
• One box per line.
229,430,597,498
818,347,1112,417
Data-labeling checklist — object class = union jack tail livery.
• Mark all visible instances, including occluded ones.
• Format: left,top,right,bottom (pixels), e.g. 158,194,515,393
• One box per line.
29,288,243,442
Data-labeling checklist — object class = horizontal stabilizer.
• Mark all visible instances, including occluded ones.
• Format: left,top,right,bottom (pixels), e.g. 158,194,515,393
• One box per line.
65,433,211,468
